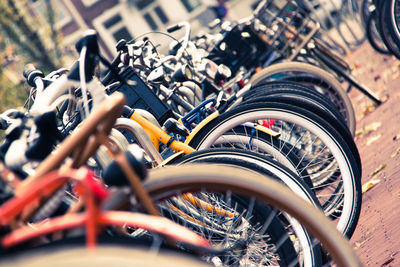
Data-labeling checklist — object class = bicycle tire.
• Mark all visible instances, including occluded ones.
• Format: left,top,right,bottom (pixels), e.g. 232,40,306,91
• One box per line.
104,165,319,265
243,80,349,130
188,102,362,238
376,0,400,59
388,0,400,49
366,11,391,54
0,236,210,267
242,89,349,136
141,164,361,266
249,62,356,135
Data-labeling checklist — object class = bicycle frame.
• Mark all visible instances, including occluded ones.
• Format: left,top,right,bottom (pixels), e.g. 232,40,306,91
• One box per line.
126,111,196,154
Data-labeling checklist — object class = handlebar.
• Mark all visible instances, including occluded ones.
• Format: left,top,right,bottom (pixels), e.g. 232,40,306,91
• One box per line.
23,64,45,87
167,24,183,33
4,30,109,171
167,22,190,59
29,30,103,114
23,63,47,98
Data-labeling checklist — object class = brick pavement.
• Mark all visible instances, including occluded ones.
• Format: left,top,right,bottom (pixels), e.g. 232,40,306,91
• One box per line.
345,42,400,266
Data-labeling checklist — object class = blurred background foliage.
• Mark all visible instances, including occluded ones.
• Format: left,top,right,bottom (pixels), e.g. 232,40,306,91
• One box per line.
0,0,62,112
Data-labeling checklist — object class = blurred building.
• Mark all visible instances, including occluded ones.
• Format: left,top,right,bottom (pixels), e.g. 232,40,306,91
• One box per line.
28,0,256,61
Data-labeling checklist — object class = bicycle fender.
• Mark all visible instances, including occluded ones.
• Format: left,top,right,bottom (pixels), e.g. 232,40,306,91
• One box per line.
184,111,219,145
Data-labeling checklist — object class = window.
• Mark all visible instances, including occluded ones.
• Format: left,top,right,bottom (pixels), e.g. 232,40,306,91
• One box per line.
132,1,169,31
143,12,158,30
154,6,169,24
180,0,201,12
133,0,155,10
103,15,122,29
112,27,133,42
100,13,134,43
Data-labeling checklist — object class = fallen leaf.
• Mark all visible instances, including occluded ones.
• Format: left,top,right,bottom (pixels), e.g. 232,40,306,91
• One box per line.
381,94,389,103
355,122,382,138
370,163,386,176
366,134,382,146
390,61,400,72
355,129,364,138
391,71,400,81
364,122,382,135
353,239,368,249
391,147,400,158
362,104,376,115
362,178,381,193
353,242,361,249
382,70,391,83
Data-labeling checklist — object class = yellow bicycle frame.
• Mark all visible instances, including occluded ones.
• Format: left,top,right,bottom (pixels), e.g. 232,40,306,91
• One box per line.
126,110,220,154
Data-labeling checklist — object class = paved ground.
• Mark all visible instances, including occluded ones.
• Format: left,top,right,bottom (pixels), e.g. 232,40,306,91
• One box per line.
344,42,400,266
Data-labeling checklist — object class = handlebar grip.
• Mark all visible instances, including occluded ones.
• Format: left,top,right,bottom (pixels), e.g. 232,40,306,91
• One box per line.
167,24,182,33
122,105,135,118
68,30,99,82
23,64,44,87
23,64,36,79
0,117,8,130
75,29,99,55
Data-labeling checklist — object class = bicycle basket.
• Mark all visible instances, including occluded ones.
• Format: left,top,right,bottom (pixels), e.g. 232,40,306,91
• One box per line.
252,0,320,60
102,67,173,124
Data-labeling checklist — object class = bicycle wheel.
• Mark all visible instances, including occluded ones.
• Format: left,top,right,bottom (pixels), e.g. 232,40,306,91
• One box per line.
139,164,361,266
249,62,356,135
104,167,320,266
376,0,400,59
169,149,325,265
389,0,400,48
366,11,391,54
188,102,362,238
0,236,210,267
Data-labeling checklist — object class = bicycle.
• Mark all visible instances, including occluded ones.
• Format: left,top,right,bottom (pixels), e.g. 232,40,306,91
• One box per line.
0,88,347,266
0,30,362,266
0,31,323,265
0,92,212,252
14,30,361,239
250,0,382,107
120,18,358,136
